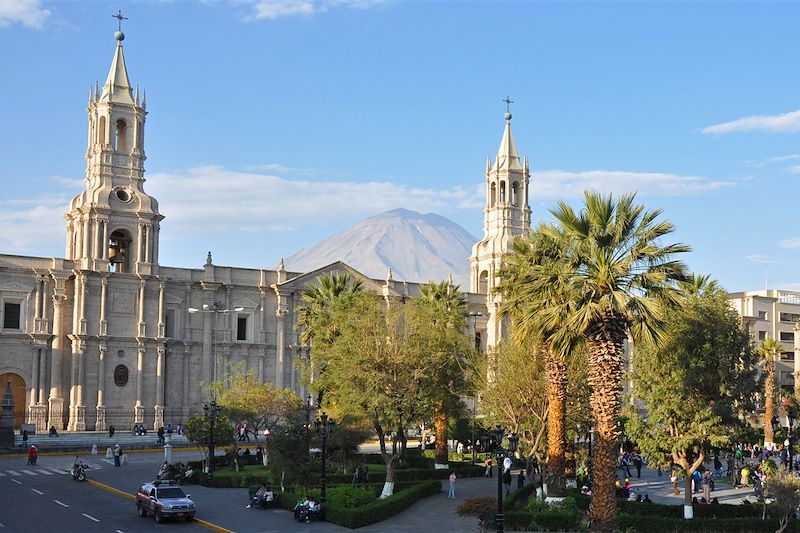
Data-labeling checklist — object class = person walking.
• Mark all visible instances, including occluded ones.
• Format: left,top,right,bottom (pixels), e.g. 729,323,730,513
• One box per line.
702,470,712,502
671,470,679,495
21,429,28,449
632,452,643,478
27,444,38,465
502,467,512,497
448,471,457,499
484,456,493,478
113,444,122,467
108,425,115,438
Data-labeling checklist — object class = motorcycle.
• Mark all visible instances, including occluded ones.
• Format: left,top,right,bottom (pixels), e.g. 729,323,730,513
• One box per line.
71,457,88,481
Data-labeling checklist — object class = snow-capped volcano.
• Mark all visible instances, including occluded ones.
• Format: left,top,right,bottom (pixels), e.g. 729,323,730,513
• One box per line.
284,208,477,286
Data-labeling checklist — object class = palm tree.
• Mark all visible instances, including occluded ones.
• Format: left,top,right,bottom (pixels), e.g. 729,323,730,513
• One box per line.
758,338,782,446
496,226,577,499
295,272,363,393
418,280,467,467
548,191,689,533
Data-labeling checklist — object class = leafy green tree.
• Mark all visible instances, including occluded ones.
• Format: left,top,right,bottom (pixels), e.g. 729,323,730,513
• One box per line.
764,471,800,533
417,279,469,466
474,339,548,464
318,292,473,497
496,225,582,498
758,338,782,445
267,408,315,492
184,414,235,468
209,365,300,436
546,191,690,533
626,281,756,512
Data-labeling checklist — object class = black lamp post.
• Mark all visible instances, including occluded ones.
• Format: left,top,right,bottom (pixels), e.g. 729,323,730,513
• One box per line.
788,413,795,471
314,412,336,508
203,400,221,479
481,426,518,533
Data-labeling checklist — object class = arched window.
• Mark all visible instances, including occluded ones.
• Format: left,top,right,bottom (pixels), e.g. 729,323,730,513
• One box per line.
99,116,107,146
512,182,519,206
490,183,497,207
500,181,506,203
479,270,489,294
108,229,132,273
114,119,127,152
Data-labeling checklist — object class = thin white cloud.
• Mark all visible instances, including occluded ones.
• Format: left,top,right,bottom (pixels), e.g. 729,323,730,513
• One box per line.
0,164,730,255
745,254,780,265
779,238,800,249
243,0,385,20
146,165,482,233
702,109,800,135
0,0,51,28
788,165,800,174
532,169,732,199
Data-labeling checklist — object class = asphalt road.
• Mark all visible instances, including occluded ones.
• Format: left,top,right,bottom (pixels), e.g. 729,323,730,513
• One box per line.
0,449,366,533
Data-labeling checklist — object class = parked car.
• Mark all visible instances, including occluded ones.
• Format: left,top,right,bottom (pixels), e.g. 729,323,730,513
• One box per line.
136,480,196,523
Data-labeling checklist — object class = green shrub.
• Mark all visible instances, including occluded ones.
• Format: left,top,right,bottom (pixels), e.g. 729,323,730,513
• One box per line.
529,509,580,531
326,485,376,508
324,480,441,528
503,483,535,511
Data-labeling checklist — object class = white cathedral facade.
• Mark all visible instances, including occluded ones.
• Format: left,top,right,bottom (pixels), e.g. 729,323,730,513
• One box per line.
0,31,531,432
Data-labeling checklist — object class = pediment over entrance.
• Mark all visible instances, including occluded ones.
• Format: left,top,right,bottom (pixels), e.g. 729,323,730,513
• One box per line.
274,261,399,297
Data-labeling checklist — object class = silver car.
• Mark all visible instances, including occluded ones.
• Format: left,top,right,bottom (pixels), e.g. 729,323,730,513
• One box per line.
136,480,196,523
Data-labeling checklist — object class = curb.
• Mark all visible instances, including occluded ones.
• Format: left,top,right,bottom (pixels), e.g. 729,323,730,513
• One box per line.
1,446,203,459
87,478,235,533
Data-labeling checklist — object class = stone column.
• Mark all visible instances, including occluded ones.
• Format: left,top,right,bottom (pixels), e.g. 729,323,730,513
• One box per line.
275,309,287,389
48,274,68,430
182,349,190,413
78,273,87,335
134,344,145,424
99,276,108,336
137,279,146,337
68,337,86,431
136,223,144,263
30,346,39,407
82,216,90,260
96,344,107,431
154,346,165,430
144,224,151,264
201,311,212,388
102,221,109,261
157,281,166,339
33,280,42,333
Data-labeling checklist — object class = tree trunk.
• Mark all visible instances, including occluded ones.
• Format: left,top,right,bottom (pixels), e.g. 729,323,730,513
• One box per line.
764,360,775,446
434,405,449,467
544,343,567,498
586,319,626,533
683,471,693,508
381,454,399,498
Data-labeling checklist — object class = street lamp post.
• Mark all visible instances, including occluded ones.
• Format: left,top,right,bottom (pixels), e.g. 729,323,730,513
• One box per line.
788,414,795,471
471,396,478,464
203,400,221,479
314,412,336,509
481,426,518,533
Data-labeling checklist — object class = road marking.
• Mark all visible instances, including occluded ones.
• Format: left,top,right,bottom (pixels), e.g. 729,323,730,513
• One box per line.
103,459,114,465
0,471,5,476
49,468,68,474
116,530,124,533
0,521,5,527
82,513,100,523
86,479,233,533
20,470,37,475
35,469,52,475
5,470,21,476
54,499,69,508
31,488,44,495
11,479,21,485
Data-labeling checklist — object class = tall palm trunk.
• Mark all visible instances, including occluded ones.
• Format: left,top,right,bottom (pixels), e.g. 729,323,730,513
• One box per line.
434,404,449,466
586,319,626,533
764,359,776,445
544,343,567,498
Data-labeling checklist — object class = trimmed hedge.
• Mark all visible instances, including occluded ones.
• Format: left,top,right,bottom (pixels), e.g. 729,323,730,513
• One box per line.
504,483,535,511
324,480,441,528
617,514,796,532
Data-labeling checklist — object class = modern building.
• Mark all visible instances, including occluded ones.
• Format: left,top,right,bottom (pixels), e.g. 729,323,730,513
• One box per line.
729,289,800,393
0,30,525,432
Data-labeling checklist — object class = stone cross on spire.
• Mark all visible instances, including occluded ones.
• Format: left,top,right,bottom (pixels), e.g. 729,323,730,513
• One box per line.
502,95,514,121
112,9,127,32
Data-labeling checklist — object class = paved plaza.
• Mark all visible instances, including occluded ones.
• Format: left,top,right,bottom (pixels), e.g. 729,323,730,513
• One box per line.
0,440,763,533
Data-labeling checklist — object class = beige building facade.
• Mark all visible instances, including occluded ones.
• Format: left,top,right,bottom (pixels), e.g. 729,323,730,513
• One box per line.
0,32,524,432
729,289,800,393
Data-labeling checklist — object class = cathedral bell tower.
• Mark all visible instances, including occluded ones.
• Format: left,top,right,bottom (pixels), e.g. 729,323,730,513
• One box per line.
469,106,532,348
65,29,162,276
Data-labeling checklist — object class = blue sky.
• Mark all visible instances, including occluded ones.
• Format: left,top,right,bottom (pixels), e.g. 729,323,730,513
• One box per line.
1,1,799,292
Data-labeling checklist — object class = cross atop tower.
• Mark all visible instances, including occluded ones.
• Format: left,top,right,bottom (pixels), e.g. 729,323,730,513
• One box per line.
112,9,127,32
502,95,513,114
